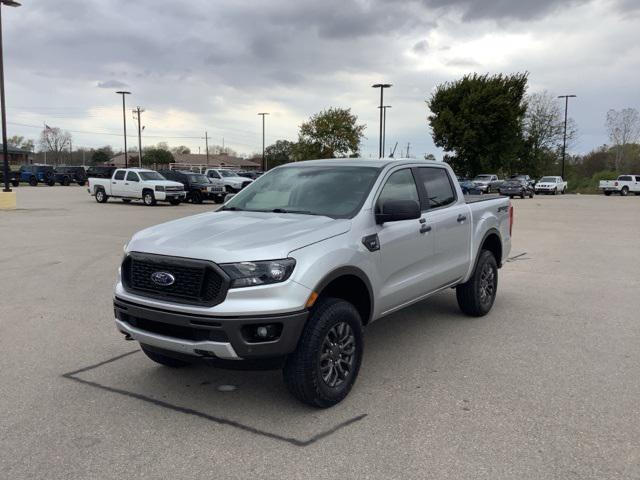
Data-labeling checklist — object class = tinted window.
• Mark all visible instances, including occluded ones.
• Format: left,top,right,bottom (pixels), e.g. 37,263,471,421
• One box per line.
376,169,419,211
139,171,165,181
417,167,456,209
636,176,640,182
619,176,632,181
114,170,126,180
126,171,139,182
207,171,221,179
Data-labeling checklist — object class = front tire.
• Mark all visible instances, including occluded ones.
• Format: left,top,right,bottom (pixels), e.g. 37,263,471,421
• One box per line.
141,345,191,368
621,186,629,196
11,179,19,187
191,190,203,204
604,191,612,196
214,195,224,204
143,191,156,206
29,176,38,186
283,298,363,408
456,250,498,317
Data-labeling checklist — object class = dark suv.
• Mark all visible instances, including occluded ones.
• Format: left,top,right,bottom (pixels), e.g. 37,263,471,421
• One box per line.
159,170,226,204
86,166,117,179
55,166,87,186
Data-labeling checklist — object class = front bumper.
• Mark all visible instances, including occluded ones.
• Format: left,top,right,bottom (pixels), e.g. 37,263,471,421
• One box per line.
155,191,187,201
114,297,308,360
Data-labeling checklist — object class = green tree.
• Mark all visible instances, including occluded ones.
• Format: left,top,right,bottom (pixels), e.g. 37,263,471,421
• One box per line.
428,72,529,177
298,107,365,159
264,140,296,168
142,148,174,168
91,149,111,164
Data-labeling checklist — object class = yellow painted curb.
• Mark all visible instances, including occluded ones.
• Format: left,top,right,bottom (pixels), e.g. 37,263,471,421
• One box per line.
0,190,17,210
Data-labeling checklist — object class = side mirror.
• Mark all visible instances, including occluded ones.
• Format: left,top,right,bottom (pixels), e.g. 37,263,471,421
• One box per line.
224,193,236,203
375,200,421,224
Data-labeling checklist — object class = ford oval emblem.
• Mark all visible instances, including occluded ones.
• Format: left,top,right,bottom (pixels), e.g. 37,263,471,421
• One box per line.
151,271,175,286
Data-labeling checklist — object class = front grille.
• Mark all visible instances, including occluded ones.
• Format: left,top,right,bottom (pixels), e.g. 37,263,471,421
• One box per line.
165,186,183,192
122,253,229,306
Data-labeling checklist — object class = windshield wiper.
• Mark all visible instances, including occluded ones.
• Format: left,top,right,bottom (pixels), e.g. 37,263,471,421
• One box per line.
271,208,315,215
221,206,243,211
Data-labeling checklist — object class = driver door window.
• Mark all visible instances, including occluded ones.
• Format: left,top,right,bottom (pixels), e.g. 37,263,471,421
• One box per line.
376,169,420,212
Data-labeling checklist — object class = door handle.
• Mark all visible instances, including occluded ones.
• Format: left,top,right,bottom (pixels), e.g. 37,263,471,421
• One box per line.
112,181,116,184
420,224,431,233
457,214,467,223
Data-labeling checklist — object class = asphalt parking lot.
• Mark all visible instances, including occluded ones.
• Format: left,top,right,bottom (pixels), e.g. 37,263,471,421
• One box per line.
1,187,639,479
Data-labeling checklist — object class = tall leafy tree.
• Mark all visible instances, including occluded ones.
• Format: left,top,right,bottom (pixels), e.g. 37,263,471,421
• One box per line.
428,72,529,177
264,140,296,168
297,107,365,159
142,148,174,169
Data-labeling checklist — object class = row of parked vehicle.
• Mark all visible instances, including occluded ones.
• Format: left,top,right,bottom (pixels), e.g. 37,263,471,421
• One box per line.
1,165,88,187
457,173,568,198
87,167,257,206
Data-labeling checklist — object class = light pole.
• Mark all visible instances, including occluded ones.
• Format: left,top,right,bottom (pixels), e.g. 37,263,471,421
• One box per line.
558,94,576,179
116,91,131,168
372,83,391,158
379,105,391,157
133,106,144,167
0,0,20,193
258,112,269,170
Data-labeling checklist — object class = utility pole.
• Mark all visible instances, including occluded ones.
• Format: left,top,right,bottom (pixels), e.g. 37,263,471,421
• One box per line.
69,138,72,164
406,142,410,158
82,149,85,166
203,131,209,165
116,91,131,168
258,112,269,170
372,83,391,158
133,106,144,167
557,94,576,179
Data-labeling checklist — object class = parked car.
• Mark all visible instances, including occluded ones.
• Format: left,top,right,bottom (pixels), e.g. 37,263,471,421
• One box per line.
507,174,534,187
0,169,20,187
204,168,253,193
88,168,186,206
457,177,482,194
114,159,513,407
535,176,567,195
86,166,117,179
18,165,56,186
499,178,534,199
159,169,226,204
55,166,87,186
599,175,640,196
237,170,263,180
472,174,503,193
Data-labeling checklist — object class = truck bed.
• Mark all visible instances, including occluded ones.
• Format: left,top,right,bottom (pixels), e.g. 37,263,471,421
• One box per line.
464,193,503,204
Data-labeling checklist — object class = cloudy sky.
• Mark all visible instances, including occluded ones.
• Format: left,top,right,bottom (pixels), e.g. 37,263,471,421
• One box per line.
3,0,639,158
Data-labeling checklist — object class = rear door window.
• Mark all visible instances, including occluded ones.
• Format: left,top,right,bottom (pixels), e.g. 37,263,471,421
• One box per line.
416,167,457,209
114,170,126,180
619,176,632,181
126,171,139,182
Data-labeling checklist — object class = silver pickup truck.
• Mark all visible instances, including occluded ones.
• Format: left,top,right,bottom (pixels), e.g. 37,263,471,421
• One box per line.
114,159,513,407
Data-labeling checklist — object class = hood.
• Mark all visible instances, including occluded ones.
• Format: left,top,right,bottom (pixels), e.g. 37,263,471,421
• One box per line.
473,179,491,185
225,176,252,183
145,180,184,188
127,210,351,263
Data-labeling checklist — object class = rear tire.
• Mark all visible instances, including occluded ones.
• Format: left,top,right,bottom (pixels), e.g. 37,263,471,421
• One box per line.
604,191,611,196
143,190,156,206
283,298,363,408
11,179,19,187
95,189,108,203
141,345,191,368
29,176,38,186
456,250,498,317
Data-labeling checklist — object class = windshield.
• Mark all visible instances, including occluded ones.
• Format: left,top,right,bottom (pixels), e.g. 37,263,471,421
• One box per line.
224,165,381,218
187,174,208,183
473,175,492,181
219,170,237,177
540,177,556,182
504,180,521,185
139,171,165,181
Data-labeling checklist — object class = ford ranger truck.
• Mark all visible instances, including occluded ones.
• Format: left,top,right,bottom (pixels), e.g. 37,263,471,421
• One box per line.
88,168,186,206
114,159,513,407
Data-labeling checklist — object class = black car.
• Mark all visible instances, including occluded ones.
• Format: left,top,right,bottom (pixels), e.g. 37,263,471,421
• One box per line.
0,169,20,187
237,170,263,180
55,166,87,186
86,166,117,179
159,170,226,204
499,179,534,198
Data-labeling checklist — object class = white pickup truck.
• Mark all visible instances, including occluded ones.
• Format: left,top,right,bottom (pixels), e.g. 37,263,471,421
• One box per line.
88,168,186,206
599,175,640,196
204,168,253,193
114,159,513,407
534,176,567,195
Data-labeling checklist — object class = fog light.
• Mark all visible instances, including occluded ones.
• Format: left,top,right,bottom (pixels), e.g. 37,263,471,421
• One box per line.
256,326,268,338
242,323,283,343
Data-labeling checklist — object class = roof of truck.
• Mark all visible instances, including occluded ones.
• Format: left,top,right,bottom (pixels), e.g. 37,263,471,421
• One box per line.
280,158,443,168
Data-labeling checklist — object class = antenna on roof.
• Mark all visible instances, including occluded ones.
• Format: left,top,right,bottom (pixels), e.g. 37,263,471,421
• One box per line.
389,142,398,158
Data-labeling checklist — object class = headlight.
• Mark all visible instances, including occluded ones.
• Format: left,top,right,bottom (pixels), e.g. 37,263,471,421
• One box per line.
220,258,296,288
155,185,165,192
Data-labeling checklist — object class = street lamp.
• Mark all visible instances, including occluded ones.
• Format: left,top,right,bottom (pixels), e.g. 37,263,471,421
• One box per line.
379,105,391,157
372,83,391,158
258,112,269,170
558,94,576,180
1,0,21,194
116,91,131,168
